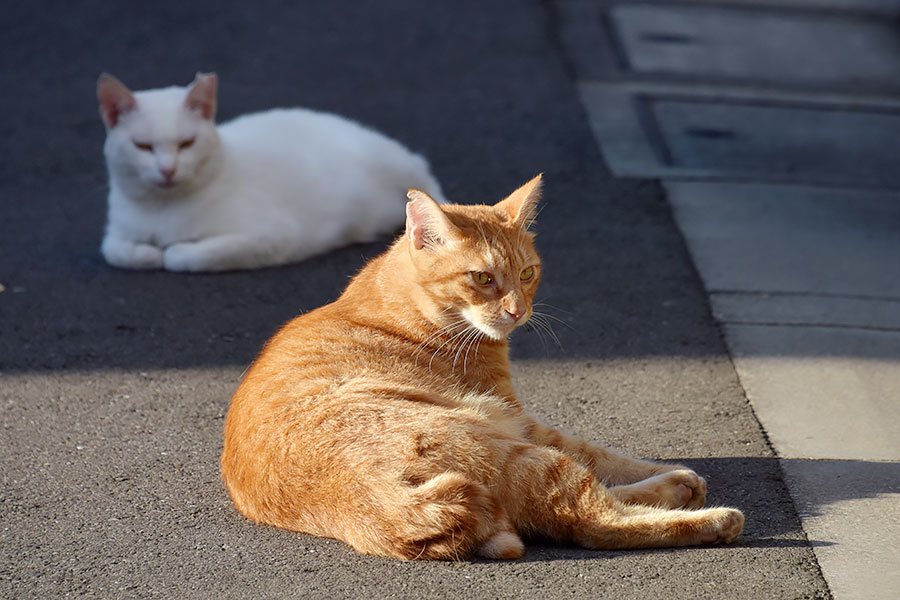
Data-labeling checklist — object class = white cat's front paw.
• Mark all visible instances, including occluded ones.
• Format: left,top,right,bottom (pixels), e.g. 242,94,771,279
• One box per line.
163,242,207,272
102,238,164,270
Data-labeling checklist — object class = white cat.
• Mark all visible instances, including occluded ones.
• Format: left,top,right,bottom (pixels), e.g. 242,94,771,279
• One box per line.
97,73,447,272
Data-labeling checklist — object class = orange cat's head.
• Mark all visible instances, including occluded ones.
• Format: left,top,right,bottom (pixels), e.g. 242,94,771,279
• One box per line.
404,175,543,340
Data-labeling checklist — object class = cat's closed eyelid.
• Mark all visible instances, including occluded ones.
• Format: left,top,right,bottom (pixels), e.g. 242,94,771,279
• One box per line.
178,137,196,149
133,141,153,151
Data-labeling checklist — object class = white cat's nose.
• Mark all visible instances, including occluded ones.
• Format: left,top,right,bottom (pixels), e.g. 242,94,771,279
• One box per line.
159,166,176,181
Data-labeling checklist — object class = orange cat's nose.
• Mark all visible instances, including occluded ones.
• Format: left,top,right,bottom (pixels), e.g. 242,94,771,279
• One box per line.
502,292,527,323
506,309,524,322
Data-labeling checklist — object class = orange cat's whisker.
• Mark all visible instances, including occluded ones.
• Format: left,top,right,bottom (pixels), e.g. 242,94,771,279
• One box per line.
531,304,575,331
413,319,468,367
446,325,479,367
536,312,574,332
453,327,484,375
465,330,485,370
428,324,475,372
526,312,564,350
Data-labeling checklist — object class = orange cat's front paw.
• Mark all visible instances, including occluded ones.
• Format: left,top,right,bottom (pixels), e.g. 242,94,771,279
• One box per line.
663,469,707,510
610,469,707,509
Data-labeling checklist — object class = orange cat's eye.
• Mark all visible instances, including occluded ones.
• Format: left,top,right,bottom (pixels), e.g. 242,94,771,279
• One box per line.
178,138,196,149
520,266,535,282
133,141,153,152
472,271,494,286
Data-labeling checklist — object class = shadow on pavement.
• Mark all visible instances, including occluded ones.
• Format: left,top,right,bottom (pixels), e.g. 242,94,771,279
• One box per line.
0,2,748,374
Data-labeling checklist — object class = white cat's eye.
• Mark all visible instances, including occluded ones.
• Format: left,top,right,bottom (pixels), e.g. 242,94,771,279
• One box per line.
520,266,535,282
178,137,196,149
472,271,494,286
133,141,153,152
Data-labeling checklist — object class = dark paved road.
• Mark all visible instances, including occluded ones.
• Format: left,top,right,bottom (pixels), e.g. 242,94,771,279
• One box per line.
1,2,829,598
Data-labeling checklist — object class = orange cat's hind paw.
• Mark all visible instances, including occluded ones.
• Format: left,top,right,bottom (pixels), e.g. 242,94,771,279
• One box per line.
477,531,525,560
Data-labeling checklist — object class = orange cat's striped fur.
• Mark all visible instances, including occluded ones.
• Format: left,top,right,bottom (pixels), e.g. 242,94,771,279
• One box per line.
221,176,744,559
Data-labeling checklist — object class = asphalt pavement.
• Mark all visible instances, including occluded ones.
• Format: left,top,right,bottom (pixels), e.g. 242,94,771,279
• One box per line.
1,2,831,599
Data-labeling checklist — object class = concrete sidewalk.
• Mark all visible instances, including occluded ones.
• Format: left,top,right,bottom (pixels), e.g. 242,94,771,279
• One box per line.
2,1,832,598
558,1,900,598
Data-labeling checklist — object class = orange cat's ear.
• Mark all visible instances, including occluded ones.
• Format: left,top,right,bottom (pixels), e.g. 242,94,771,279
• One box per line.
185,72,218,120
406,190,460,250
97,73,136,129
497,174,542,230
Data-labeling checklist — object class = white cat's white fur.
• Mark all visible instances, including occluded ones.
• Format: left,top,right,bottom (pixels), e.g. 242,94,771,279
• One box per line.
97,72,446,272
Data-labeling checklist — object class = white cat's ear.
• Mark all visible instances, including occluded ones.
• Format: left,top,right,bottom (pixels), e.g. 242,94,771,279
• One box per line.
97,73,137,129
406,190,460,251
185,72,218,120
497,174,543,230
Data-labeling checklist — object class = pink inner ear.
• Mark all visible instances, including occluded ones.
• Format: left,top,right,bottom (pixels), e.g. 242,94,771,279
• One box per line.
185,75,217,120
410,224,426,250
405,203,427,250
98,78,136,128
406,190,458,250
186,96,214,120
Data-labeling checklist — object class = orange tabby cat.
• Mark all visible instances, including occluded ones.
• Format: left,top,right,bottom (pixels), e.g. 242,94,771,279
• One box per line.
221,176,744,559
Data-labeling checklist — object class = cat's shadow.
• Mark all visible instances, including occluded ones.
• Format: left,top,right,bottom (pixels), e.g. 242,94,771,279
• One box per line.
6,238,394,372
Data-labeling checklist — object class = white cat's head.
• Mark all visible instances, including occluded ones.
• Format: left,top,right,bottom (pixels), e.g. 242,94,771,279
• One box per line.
98,73,221,194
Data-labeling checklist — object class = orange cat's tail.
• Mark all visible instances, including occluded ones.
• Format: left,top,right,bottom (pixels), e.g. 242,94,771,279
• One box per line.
354,472,521,560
